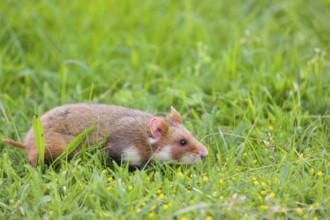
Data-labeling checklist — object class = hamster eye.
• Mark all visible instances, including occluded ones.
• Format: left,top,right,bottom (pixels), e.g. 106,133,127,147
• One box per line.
179,139,188,146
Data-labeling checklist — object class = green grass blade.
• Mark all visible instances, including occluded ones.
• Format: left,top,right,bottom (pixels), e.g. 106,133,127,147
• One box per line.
51,125,94,167
32,113,45,168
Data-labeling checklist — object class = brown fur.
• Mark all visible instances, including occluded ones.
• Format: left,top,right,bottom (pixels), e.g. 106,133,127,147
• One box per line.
3,139,26,149
3,103,208,166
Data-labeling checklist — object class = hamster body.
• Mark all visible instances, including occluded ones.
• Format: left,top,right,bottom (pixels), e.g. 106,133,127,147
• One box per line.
4,103,208,167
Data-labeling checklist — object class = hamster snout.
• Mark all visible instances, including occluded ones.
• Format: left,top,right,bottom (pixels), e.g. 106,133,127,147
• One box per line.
199,149,208,159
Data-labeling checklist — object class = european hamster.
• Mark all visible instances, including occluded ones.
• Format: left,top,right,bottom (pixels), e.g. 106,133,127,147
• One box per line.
4,103,208,167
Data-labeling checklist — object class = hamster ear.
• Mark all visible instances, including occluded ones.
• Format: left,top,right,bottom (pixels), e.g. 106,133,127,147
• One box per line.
168,107,182,123
150,117,169,138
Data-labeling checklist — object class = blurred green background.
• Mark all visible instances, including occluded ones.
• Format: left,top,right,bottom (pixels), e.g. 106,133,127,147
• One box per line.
1,0,329,112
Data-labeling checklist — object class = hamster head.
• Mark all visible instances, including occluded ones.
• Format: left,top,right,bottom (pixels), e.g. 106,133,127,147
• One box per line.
148,107,208,164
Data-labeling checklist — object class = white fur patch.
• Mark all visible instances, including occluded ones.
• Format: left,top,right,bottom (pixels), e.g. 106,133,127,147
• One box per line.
148,137,158,145
180,153,201,164
122,147,142,166
154,145,172,162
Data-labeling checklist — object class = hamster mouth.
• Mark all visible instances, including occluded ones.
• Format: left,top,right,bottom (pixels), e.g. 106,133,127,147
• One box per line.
179,153,203,164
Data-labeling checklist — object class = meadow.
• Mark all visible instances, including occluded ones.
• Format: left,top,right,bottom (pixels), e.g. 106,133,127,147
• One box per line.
0,0,329,219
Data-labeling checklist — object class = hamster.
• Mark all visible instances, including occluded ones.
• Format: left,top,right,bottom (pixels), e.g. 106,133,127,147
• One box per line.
3,103,208,167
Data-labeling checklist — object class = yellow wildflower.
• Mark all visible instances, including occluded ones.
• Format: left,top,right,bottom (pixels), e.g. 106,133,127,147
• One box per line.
310,168,315,174
180,217,189,220
163,204,169,210
254,180,259,186
157,189,162,194
177,172,184,177
296,208,303,215
203,176,209,182
148,213,155,219
107,177,113,182
106,186,112,191
158,193,165,199
260,190,267,196
317,171,323,177
136,208,141,213
252,177,257,181
261,181,267,187
232,176,237,181
218,179,224,184
313,217,318,220
269,192,275,198
268,125,273,131
260,205,268,210
205,216,212,220
243,152,248,157
128,185,133,191
328,161,330,167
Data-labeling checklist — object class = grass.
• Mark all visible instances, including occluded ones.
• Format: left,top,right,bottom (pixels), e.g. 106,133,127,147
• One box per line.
0,0,329,219
32,113,46,168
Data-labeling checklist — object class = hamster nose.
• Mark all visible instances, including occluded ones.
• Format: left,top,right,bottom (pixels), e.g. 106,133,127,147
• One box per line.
199,149,208,160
